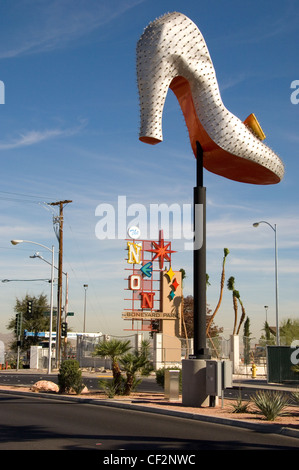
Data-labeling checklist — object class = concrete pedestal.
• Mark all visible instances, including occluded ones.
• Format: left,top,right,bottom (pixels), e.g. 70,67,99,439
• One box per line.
182,359,209,407
230,334,239,373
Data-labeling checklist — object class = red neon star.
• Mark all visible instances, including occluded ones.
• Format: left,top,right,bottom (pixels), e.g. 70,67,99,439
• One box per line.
147,231,176,270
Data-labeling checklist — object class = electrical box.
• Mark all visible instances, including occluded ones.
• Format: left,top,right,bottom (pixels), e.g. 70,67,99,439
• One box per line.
222,360,232,388
206,360,232,396
206,360,222,396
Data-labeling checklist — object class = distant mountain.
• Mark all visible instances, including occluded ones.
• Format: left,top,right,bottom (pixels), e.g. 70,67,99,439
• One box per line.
0,332,13,348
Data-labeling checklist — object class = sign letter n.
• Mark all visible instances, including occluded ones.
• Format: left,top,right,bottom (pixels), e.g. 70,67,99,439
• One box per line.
141,292,155,309
127,241,142,264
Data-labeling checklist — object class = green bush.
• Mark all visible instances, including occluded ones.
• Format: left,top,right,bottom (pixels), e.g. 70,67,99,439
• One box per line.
58,359,85,395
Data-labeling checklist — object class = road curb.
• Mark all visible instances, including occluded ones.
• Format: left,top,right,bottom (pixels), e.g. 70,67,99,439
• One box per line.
1,387,298,440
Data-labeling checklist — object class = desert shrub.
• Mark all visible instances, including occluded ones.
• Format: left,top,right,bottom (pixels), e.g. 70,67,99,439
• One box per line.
58,359,85,395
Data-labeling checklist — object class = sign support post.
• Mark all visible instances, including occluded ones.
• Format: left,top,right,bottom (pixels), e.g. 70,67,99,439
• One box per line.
193,142,211,360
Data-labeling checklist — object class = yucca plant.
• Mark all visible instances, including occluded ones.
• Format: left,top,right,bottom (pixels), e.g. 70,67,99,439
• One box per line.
251,390,289,421
236,294,246,335
206,248,229,335
230,390,250,413
227,276,238,335
291,391,299,404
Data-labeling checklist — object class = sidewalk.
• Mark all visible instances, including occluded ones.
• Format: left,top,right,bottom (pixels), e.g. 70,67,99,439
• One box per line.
232,375,299,392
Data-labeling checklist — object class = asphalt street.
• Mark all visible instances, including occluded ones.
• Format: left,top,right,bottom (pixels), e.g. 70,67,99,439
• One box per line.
0,391,298,451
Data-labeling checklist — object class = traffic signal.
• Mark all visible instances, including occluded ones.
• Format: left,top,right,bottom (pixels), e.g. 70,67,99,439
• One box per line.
61,322,67,337
27,300,33,316
14,313,22,336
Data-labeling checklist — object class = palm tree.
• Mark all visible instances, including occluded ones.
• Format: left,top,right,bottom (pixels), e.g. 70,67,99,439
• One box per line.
227,276,238,335
93,338,131,393
206,248,229,334
120,340,152,395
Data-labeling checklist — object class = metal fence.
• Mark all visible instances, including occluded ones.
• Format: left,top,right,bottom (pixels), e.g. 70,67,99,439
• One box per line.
75,334,143,369
73,333,270,374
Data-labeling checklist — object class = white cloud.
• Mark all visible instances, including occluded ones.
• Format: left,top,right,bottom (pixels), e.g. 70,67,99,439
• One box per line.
0,121,86,150
0,0,144,58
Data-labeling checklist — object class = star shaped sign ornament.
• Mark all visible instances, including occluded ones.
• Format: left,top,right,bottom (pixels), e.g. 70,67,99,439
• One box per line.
147,232,176,270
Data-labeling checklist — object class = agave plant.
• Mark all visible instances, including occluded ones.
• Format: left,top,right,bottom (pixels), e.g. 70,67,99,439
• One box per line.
251,390,289,421
230,390,250,413
291,391,299,404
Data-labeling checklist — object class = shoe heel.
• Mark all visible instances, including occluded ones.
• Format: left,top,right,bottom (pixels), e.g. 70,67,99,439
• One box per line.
137,30,174,144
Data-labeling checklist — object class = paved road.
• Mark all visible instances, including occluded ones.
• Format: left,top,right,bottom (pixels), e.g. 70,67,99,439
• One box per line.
0,391,298,451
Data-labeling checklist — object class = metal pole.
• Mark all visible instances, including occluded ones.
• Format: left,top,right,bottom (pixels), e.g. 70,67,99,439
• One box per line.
48,246,54,374
253,221,280,346
274,224,280,346
16,314,22,371
83,284,88,333
193,142,210,359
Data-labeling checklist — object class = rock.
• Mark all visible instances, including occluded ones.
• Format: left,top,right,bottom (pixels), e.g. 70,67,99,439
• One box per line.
68,385,89,395
31,380,59,393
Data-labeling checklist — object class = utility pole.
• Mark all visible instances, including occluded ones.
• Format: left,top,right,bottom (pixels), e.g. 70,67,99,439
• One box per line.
50,200,72,368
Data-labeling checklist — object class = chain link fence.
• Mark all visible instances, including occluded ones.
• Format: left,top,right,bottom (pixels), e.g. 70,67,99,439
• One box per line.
70,332,272,375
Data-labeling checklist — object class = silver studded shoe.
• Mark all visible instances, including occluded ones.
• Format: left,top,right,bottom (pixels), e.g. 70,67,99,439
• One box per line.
137,12,284,185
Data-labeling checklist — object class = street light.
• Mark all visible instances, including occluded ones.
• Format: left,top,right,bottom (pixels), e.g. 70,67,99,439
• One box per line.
11,239,55,372
253,222,279,345
31,251,69,337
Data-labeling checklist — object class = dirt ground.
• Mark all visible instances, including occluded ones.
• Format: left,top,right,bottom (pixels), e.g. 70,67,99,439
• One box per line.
1,384,298,434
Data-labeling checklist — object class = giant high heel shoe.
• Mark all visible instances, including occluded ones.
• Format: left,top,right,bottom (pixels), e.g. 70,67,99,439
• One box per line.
137,12,284,185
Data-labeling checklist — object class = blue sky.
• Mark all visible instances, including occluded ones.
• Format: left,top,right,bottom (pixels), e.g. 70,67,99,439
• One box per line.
0,0,298,341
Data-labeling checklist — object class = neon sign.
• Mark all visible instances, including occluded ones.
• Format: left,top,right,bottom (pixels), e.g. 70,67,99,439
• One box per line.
123,230,182,331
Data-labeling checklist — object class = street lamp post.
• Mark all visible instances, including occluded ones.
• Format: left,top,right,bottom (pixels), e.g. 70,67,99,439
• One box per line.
253,222,280,345
11,240,55,373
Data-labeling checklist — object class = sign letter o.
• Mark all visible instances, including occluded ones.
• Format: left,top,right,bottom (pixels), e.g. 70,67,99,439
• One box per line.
129,275,141,290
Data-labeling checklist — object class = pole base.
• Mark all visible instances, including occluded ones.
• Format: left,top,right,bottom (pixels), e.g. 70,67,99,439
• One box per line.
182,358,209,407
